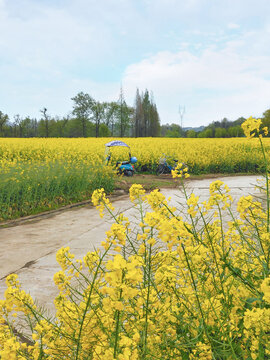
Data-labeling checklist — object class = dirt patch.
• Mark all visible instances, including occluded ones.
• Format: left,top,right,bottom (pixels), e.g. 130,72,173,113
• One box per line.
115,174,180,192
115,172,254,192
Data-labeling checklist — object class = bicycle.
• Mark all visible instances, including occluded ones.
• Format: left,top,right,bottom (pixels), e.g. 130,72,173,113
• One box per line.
156,155,188,176
156,156,178,175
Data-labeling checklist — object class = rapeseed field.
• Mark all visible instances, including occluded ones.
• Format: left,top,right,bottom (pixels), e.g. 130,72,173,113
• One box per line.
0,135,269,219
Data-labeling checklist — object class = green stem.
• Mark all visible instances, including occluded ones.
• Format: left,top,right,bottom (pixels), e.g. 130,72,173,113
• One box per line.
75,245,111,360
181,243,209,341
142,244,152,357
259,136,270,231
199,207,227,302
259,136,270,270
113,286,123,358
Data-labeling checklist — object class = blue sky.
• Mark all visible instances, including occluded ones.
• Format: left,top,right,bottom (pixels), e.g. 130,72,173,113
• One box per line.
1,0,270,127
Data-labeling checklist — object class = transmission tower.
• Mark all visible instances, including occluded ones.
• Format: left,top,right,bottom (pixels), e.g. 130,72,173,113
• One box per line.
179,106,185,129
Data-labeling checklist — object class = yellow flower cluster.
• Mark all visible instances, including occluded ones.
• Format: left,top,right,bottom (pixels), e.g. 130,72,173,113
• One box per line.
171,162,190,178
261,276,270,303
241,116,262,138
208,180,233,209
103,223,127,251
91,188,114,217
241,116,269,140
190,341,212,359
129,184,145,203
186,193,199,217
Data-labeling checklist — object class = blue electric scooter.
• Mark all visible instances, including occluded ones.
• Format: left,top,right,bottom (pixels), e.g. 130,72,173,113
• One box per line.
105,140,137,177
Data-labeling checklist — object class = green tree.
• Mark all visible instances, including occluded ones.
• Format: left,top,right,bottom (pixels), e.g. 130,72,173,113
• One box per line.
64,118,85,137
197,128,213,138
262,109,270,134
133,89,160,137
99,123,110,137
103,102,118,136
53,116,69,137
214,127,227,138
21,117,34,137
12,115,38,137
133,89,143,137
148,94,160,137
71,92,94,137
91,100,106,138
187,129,197,138
115,87,133,137
227,125,243,137
118,86,126,137
165,124,182,138
142,90,150,137
165,130,179,138
0,111,9,136
13,114,22,137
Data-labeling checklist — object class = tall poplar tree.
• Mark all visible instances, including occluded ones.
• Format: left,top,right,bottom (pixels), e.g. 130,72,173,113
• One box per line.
116,86,133,137
133,89,160,137
134,89,143,137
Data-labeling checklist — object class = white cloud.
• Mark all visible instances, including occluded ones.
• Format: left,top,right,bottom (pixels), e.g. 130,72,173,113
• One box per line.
1,0,270,126
0,4,112,68
122,33,270,126
227,23,240,29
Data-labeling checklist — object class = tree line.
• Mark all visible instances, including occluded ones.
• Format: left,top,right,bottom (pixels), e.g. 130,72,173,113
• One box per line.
0,88,161,138
161,109,270,138
1,89,270,138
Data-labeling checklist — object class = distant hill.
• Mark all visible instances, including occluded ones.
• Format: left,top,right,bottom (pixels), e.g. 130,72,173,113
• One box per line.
183,126,205,132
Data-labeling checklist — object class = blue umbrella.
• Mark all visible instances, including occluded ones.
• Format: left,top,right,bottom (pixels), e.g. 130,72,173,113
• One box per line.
105,140,130,148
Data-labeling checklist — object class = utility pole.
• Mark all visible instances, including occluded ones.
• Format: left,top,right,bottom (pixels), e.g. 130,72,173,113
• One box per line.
119,85,124,137
179,106,185,129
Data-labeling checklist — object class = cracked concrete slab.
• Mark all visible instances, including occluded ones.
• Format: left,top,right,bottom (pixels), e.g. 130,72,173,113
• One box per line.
0,175,264,314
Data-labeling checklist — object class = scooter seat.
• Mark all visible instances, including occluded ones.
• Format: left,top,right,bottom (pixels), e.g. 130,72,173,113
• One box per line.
121,160,130,165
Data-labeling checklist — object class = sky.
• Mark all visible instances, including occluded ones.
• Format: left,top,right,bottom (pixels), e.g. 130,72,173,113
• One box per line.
1,0,270,127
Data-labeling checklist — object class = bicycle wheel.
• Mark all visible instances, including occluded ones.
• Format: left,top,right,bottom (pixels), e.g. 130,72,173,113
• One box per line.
156,164,165,175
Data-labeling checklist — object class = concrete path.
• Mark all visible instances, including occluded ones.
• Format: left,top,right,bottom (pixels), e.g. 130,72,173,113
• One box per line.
0,176,264,313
